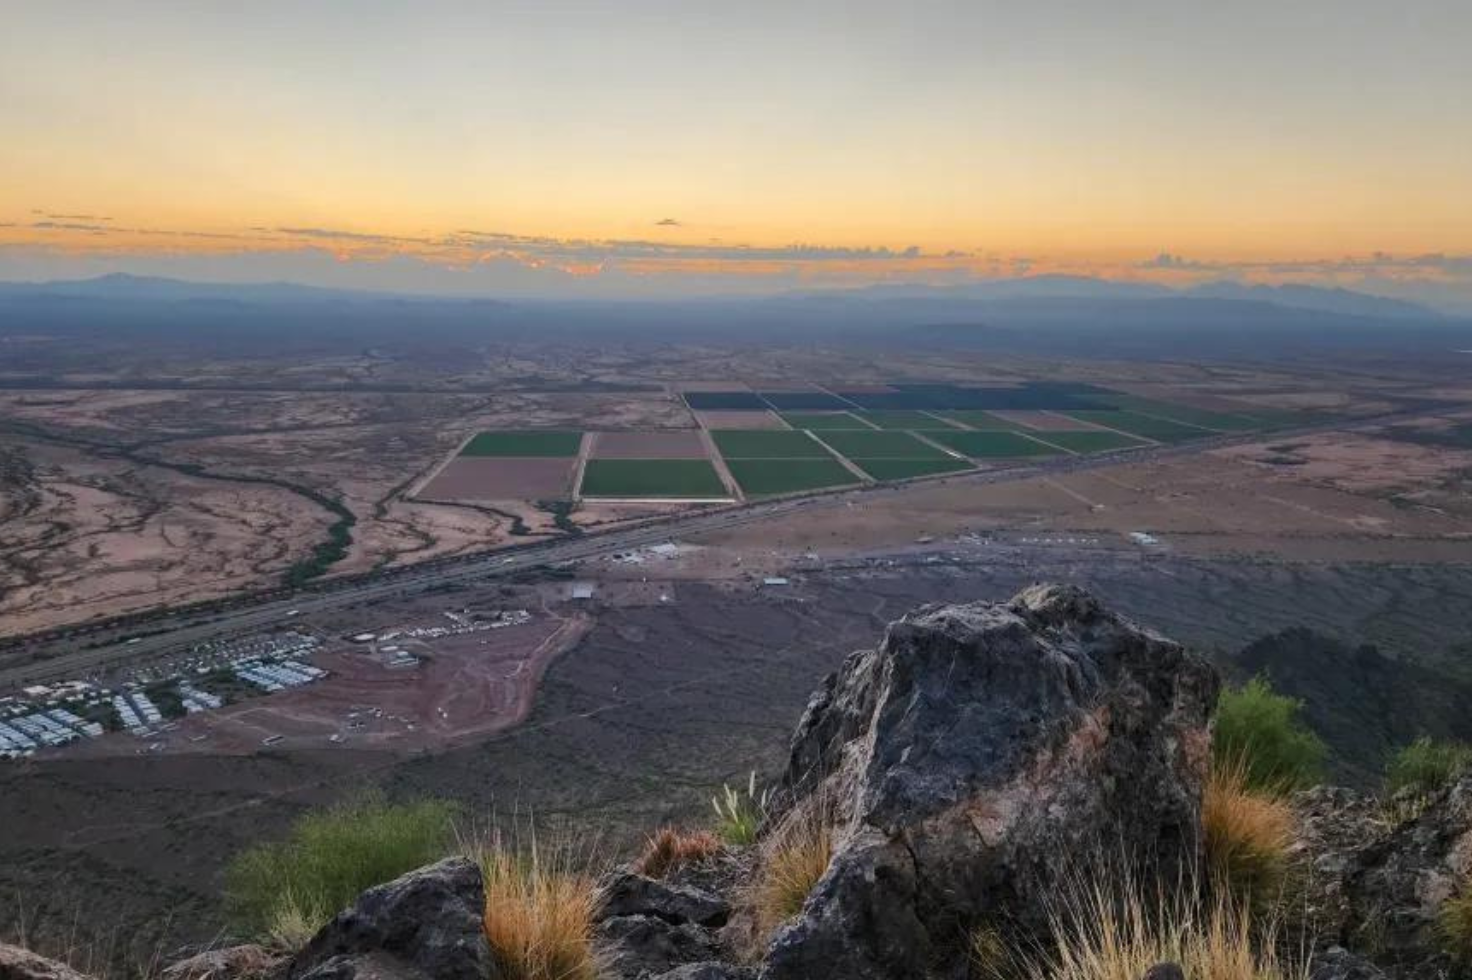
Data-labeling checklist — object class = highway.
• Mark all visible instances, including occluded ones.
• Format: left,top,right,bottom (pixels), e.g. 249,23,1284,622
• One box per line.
0,404,1447,691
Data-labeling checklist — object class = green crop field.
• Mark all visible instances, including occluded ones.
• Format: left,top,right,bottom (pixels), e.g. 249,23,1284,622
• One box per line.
724,458,860,496
780,412,873,430
1029,430,1150,453
854,410,957,430
817,430,953,459
1092,396,1264,431
579,459,728,497
927,430,1061,457
1059,411,1213,443
712,429,832,458
850,457,973,481
938,411,1030,431
460,430,583,457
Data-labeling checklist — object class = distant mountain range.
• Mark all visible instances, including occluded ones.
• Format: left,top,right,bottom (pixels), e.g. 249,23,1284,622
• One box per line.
787,275,1440,319
2,273,1468,360
0,271,1444,320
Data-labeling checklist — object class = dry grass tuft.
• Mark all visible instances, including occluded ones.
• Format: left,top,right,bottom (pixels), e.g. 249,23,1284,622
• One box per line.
264,891,319,953
1203,757,1297,901
980,866,1308,980
635,826,723,879
1440,888,1472,965
470,834,603,980
752,806,833,938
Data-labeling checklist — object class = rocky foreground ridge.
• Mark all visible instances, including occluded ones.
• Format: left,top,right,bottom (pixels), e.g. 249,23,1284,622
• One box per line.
4,585,1470,980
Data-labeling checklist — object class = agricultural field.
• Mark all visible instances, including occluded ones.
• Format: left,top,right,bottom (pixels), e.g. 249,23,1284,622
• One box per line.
421,457,576,499
460,430,583,457
854,410,959,430
723,458,861,496
815,430,955,460
591,431,707,458
849,457,974,481
756,391,852,411
937,410,1030,431
780,412,873,430
927,430,1062,458
1094,395,1268,431
1061,410,1214,443
683,391,768,410
1030,430,1151,453
579,458,729,498
711,429,832,459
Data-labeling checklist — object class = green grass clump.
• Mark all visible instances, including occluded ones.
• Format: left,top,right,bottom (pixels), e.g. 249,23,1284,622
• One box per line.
225,796,458,943
712,771,770,845
1386,737,1472,799
1213,677,1325,792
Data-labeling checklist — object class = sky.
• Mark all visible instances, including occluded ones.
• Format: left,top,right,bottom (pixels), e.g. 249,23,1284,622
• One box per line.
2,1,1470,307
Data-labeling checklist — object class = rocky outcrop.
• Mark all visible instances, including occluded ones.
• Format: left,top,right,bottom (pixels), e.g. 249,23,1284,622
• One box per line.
284,858,491,980
595,870,735,978
760,584,1219,980
0,945,91,980
1298,774,1472,979
600,870,731,928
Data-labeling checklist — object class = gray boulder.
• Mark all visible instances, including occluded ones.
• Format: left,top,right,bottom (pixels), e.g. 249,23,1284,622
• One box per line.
597,914,724,979
600,871,731,928
285,858,491,980
1310,948,1392,980
759,584,1219,980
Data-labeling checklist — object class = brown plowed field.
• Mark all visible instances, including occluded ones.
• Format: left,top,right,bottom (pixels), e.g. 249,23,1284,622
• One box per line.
592,431,709,458
695,410,787,429
418,456,576,499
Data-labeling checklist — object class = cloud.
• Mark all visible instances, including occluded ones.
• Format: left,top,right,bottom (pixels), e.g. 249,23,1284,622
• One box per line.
274,226,434,246
7,216,1472,311
31,221,112,233
32,209,112,221
1138,252,1214,271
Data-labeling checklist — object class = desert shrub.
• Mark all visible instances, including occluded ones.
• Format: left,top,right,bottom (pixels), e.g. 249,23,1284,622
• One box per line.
1213,676,1325,791
980,865,1308,980
225,795,457,942
713,771,770,845
471,835,602,980
1386,737,1472,799
1440,888,1472,965
635,826,723,879
753,807,832,937
1203,757,1296,901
